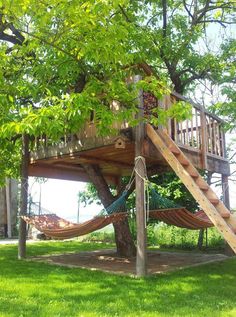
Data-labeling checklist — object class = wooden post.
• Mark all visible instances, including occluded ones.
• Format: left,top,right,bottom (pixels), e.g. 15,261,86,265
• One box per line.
200,109,208,170
222,175,230,210
221,128,230,210
134,75,147,277
222,174,234,256
18,134,30,259
5,178,12,238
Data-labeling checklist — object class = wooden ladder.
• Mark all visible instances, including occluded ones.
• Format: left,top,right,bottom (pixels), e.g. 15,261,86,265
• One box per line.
146,124,236,254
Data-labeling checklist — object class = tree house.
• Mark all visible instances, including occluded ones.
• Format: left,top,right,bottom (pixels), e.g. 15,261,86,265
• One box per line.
29,91,230,183
26,87,236,276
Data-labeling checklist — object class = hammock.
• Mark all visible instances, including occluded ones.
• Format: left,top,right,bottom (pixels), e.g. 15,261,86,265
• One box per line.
22,213,127,239
149,208,213,229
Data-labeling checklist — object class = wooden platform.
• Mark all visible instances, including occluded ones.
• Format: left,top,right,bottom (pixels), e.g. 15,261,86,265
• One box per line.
29,128,230,184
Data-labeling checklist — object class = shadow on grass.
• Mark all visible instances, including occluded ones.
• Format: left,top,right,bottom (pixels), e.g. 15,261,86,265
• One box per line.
0,242,236,317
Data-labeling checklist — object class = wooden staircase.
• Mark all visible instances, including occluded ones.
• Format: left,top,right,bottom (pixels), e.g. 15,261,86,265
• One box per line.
146,124,236,254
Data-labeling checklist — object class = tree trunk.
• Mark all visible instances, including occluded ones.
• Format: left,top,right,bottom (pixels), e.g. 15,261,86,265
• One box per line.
197,228,204,250
82,164,136,257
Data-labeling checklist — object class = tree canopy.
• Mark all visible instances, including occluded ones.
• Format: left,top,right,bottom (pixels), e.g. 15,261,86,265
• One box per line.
0,0,235,181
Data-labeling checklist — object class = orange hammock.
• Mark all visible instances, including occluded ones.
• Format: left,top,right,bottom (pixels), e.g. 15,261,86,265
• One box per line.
149,208,213,229
22,213,127,239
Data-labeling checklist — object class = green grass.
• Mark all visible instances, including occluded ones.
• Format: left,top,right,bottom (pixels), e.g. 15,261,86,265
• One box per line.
0,241,236,317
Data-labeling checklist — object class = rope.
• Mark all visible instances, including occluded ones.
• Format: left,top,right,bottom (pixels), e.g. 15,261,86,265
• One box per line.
134,155,149,227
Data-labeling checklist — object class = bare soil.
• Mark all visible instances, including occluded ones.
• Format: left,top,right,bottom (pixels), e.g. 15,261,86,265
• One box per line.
32,249,229,276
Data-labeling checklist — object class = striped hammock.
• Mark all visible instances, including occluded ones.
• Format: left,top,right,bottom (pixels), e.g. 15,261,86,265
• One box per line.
149,208,213,229
22,213,127,239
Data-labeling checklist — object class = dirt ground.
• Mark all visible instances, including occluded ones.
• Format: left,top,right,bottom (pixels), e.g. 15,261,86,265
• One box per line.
32,249,229,276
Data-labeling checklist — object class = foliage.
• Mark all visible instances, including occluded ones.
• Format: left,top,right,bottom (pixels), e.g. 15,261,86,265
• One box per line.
0,1,235,181
150,224,224,250
150,172,199,212
0,241,236,316
210,39,236,130
78,183,102,207
84,222,224,251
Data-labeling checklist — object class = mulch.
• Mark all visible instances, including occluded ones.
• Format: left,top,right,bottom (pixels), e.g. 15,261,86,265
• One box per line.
31,249,229,276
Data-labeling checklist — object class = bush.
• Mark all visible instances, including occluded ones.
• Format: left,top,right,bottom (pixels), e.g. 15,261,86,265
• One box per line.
152,223,224,250
83,222,225,251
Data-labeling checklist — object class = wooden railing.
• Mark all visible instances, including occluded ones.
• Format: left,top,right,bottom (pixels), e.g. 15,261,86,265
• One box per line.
161,92,226,161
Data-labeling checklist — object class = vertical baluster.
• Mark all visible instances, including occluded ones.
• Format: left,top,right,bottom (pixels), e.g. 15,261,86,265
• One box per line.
186,119,189,146
207,117,211,153
180,121,183,144
221,127,226,158
166,95,172,137
218,122,222,156
195,108,199,149
214,121,219,156
174,118,178,143
200,110,207,169
191,113,194,147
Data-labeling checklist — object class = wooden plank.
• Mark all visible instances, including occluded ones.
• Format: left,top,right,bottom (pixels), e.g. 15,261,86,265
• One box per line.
146,124,236,254
186,119,189,146
195,109,200,149
135,75,147,277
29,163,118,185
200,111,208,169
190,116,194,147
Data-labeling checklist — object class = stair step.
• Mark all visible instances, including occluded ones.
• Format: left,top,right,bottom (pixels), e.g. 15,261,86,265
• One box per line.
220,211,231,218
194,178,209,191
177,155,190,166
209,198,220,205
227,224,236,233
168,145,181,155
197,183,209,191
184,166,199,178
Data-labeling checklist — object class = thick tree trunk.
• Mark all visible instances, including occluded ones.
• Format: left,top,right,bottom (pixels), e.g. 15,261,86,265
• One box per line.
197,229,204,250
83,164,136,257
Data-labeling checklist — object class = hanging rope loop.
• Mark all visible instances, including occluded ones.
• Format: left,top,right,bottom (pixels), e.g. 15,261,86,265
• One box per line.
134,155,150,226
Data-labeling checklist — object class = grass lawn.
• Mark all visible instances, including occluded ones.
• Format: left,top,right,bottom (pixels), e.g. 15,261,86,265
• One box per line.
0,241,236,317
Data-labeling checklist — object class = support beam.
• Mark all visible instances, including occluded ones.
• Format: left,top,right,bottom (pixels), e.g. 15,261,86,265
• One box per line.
135,75,147,277
222,174,234,256
18,134,29,259
5,178,12,238
222,175,230,210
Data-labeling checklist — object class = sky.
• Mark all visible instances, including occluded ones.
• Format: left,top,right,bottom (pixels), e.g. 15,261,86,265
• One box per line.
29,178,102,223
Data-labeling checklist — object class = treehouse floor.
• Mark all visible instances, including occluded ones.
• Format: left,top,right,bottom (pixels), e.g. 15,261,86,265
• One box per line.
31,249,228,276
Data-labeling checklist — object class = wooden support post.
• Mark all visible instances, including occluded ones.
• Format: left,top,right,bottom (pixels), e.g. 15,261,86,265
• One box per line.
5,178,12,238
222,174,234,256
222,175,230,210
134,75,147,277
18,134,30,259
